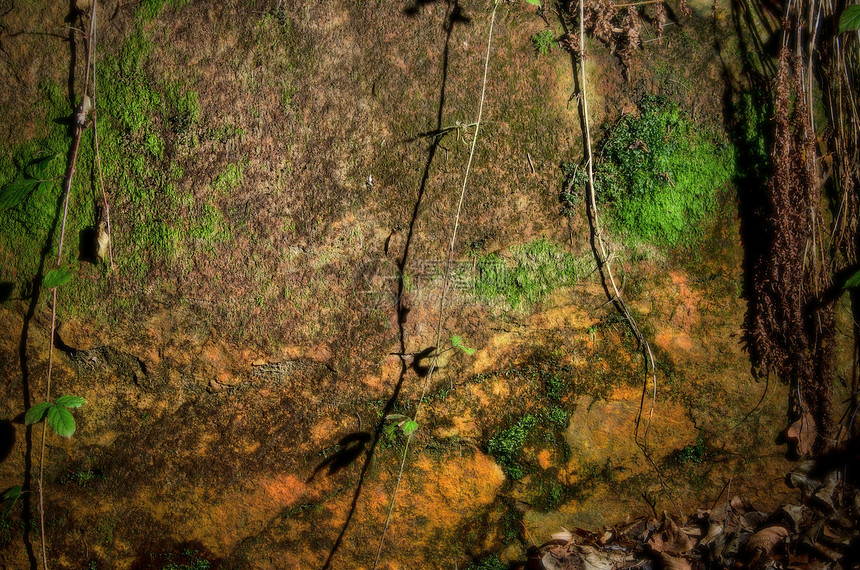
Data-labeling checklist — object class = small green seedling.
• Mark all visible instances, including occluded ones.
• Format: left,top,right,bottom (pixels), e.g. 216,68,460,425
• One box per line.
450,335,476,355
843,269,860,289
531,30,556,56
25,395,86,438
384,414,419,439
42,266,75,289
1,486,22,518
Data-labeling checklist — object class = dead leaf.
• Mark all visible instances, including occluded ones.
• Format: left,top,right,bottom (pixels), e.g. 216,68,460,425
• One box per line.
811,470,840,513
658,553,692,570
552,528,574,543
681,525,703,538
597,530,613,545
739,510,768,532
699,522,724,547
784,412,816,456
776,504,807,532
786,552,832,569
730,496,755,514
541,547,585,570
647,518,696,554
803,538,841,562
578,545,629,570
787,460,822,499
745,524,789,556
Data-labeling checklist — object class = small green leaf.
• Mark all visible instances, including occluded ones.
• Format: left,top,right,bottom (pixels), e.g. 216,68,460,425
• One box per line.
383,423,397,439
46,404,76,438
839,5,860,33
0,178,40,211
55,395,87,409
43,266,74,289
25,402,51,425
401,420,419,436
844,269,860,289
526,0,542,5
1,485,22,516
27,154,62,181
450,335,476,355
1,486,22,502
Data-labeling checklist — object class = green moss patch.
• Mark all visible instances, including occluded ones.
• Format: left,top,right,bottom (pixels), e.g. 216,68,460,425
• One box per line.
474,239,591,308
568,95,734,247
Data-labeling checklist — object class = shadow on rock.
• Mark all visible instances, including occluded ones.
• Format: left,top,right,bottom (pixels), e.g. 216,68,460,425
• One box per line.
307,432,372,482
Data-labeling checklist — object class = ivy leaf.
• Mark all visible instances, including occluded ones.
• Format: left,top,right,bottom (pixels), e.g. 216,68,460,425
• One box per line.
450,335,476,355
839,5,860,33
43,266,74,289
0,178,40,211
401,420,419,436
55,395,87,409
844,269,860,289
24,402,51,425
46,404,76,438
27,154,62,181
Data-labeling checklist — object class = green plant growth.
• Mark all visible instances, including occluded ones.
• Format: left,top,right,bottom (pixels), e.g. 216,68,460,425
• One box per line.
676,434,706,465
839,5,860,32
475,239,590,308
466,554,507,570
212,162,244,193
160,548,212,570
844,269,860,289
0,486,22,546
487,414,538,479
531,30,556,55
61,469,103,487
0,0,203,310
0,153,62,212
545,406,569,427
0,486,22,518
544,372,564,401
383,414,418,439
731,90,772,189
569,95,733,247
535,480,565,510
450,335,476,355
25,395,86,438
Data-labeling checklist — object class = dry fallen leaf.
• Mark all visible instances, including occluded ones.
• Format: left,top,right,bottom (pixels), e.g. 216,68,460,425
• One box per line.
777,504,807,532
730,495,755,514
658,552,692,570
745,524,789,556
647,517,696,554
579,545,629,570
597,530,614,545
784,412,816,456
787,460,823,499
541,547,585,570
699,522,724,547
552,528,574,543
811,470,840,514
739,510,768,532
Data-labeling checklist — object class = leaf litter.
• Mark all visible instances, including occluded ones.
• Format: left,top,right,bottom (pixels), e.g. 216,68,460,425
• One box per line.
534,460,859,570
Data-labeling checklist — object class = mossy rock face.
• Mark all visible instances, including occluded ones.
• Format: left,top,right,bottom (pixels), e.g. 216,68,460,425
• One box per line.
567,95,734,248
0,1,841,569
